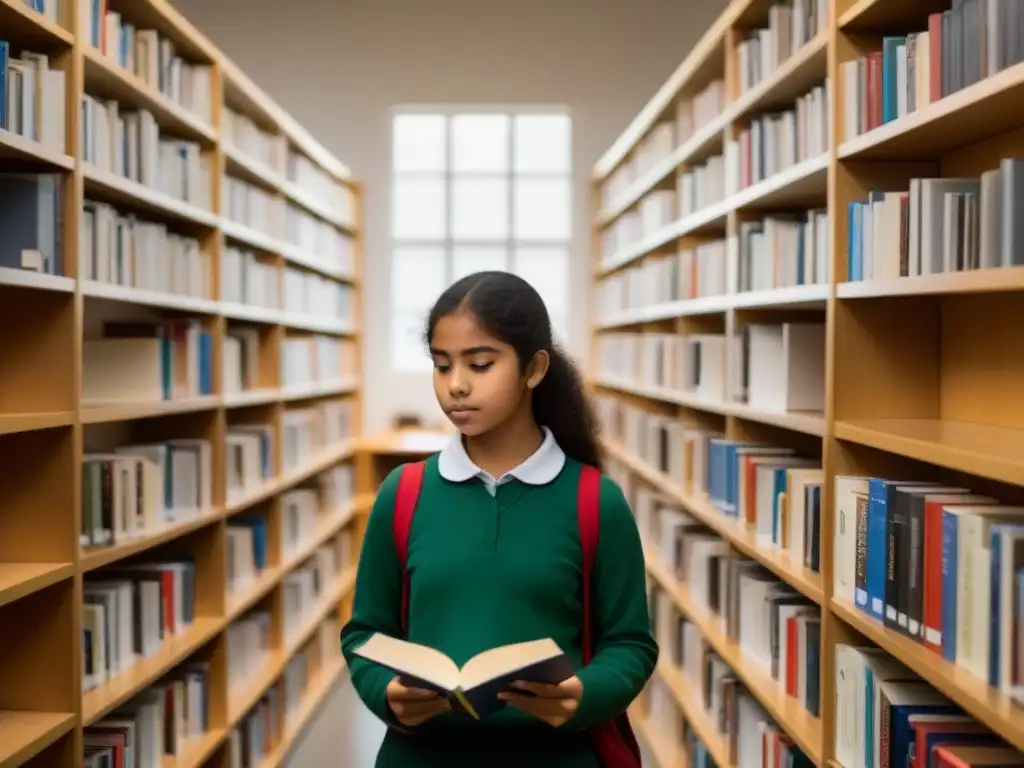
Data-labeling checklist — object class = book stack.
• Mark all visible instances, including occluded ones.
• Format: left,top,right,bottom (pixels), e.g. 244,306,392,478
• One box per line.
281,488,319,558
222,175,283,239
228,685,281,768
222,327,263,396
224,106,286,173
80,198,209,296
84,659,210,766
221,246,281,309
82,318,215,404
736,0,828,95
737,211,830,292
0,46,67,153
81,1,214,126
226,517,268,595
225,425,274,500
81,438,213,548
83,559,197,692
844,157,1024,282
226,608,272,697
0,173,63,275
80,96,211,209
280,334,352,390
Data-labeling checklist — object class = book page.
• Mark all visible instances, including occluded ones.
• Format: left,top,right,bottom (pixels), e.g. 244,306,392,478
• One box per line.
353,634,461,691
460,637,564,691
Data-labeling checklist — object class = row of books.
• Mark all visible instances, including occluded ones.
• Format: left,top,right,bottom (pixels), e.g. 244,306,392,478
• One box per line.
844,158,1024,282
224,106,285,173
597,239,728,316
283,543,347,644
81,198,209,297
287,151,353,225
222,247,280,309
285,202,353,265
227,516,268,595
0,44,66,153
83,559,197,691
281,402,355,473
280,335,356,390
81,439,213,548
833,476,1024,699
81,95,213,210
596,319,825,417
84,658,209,766
227,608,272,696
737,210,829,291
282,266,355,321
85,1,214,127
223,174,281,238
226,426,274,501
834,643,1024,768
840,0,1024,143
736,0,828,95
601,77,726,209
230,683,280,768
601,80,828,266
82,317,214,404
728,79,829,192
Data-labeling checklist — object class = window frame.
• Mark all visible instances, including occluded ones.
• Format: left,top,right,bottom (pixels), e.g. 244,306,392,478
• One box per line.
389,105,573,372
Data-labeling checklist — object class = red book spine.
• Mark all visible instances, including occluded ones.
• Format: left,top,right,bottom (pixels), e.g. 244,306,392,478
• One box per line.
870,52,884,130
922,499,945,651
928,13,943,103
785,617,798,696
162,571,175,634
745,457,758,527
880,694,892,768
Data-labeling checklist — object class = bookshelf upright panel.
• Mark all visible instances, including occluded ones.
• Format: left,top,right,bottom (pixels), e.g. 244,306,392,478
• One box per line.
0,0,365,765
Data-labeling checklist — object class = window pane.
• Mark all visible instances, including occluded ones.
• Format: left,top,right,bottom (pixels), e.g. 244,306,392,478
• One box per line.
452,177,508,241
392,245,446,309
514,246,569,316
452,246,508,281
391,245,446,371
513,178,571,240
392,309,433,371
393,177,446,240
393,114,446,172
452,114,509,173
514,114,571,173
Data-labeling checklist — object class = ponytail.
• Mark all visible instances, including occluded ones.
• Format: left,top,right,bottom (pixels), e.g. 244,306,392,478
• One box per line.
532,346,603,470
425,271,604,471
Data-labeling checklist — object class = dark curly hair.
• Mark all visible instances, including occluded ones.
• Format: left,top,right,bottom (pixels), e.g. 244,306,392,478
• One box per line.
424,271,603,470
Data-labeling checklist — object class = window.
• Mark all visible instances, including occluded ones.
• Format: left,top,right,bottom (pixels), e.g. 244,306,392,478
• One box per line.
390,109,572,372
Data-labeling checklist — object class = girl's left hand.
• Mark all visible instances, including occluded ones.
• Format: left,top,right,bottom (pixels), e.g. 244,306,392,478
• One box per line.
498,676,584,727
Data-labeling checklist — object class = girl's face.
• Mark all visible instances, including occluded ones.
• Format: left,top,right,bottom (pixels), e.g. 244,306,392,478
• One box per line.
429,311,546,437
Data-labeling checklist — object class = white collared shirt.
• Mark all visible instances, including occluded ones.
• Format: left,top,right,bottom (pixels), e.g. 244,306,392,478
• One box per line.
437,426,566,496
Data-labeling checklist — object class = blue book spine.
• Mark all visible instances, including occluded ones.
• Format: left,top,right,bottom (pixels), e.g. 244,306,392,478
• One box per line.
0,41,9,131
725,444,739,516
772,467,787,545
941,510,960,661
881,37,906,124
199,331,213,395
847,202,857,281
866,479,889,619
864,666,875,768
990,526,1003,686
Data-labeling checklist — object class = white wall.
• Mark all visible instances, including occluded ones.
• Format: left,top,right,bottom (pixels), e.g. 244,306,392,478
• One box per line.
170,0,727,762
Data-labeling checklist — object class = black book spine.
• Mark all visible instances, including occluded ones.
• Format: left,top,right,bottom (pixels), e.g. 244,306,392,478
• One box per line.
883,487,904,631
905,494,927,640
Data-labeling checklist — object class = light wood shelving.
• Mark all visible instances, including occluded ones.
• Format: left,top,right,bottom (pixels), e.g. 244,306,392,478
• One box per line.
0,0,366,766
590,0,1024,763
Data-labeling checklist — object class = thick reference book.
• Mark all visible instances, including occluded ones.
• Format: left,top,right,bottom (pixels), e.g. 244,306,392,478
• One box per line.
353,634,574,720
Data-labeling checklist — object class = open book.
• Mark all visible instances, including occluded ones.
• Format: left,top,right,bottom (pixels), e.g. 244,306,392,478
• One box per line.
352,634,574,720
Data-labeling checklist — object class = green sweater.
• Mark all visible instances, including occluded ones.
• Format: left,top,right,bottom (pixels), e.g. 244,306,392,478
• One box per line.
340,454,657,767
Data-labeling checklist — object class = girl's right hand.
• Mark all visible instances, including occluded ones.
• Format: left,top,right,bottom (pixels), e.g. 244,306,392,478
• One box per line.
385,677,451,727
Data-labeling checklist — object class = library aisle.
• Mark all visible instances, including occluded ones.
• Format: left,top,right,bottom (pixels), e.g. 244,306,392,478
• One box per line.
0,0,364,765
590,0,1024,765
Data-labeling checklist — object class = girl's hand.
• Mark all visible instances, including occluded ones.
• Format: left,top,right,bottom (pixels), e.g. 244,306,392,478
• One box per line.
386,677,451,727
498,676,584,727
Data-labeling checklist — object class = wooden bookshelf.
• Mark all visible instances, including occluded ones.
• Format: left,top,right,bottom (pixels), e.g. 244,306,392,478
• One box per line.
590,0,1024,765
0,0,365,765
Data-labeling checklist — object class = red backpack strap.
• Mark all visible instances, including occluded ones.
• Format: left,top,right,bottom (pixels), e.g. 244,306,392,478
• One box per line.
393,461,426,637
577,465,643,768
576,465,601,664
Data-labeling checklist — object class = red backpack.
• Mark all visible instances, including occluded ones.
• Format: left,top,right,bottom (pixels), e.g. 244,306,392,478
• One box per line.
391,460,642,768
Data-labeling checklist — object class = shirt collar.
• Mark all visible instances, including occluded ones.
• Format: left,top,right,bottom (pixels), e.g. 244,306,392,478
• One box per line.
437,426,566,485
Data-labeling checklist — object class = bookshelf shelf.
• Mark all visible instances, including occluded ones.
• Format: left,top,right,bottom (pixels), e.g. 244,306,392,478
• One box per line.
0,0,365,764
0,711,75,768
831,600,1024,752
591,0,1024,764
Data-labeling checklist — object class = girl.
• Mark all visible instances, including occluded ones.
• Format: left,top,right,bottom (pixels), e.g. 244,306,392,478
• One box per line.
341,271,657,767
